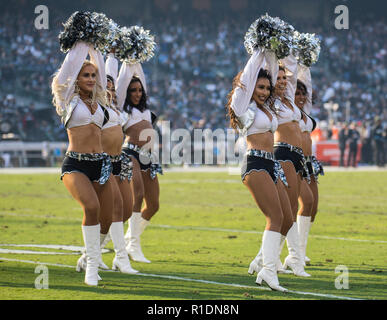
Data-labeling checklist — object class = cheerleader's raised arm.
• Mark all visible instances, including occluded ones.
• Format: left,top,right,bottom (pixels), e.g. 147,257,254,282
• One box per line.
52,42,89,113
296,64,312,114
106,52,119,84
88,46,107,91
280,53,298,104
230,49,266,117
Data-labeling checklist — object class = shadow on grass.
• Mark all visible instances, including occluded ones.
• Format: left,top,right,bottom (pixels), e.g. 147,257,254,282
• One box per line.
1,261,385,300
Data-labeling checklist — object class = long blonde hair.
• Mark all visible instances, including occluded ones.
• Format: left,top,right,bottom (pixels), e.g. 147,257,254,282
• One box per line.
51,60,108,116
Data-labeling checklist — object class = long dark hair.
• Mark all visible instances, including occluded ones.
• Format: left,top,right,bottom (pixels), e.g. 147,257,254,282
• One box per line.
123,76,148,114
106,75,114,86
296,80,308,96
226,68,275,130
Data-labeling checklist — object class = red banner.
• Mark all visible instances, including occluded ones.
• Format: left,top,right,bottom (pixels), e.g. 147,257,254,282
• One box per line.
315,141,362,166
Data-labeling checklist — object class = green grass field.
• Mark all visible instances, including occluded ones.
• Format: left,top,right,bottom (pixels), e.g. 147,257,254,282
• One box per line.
0,170,386,300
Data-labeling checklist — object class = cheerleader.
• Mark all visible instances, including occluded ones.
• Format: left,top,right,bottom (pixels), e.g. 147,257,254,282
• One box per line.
76,51,138,274
115,60,162,264
272,55,310,277
52,41,114,286
295,65,323,265
105,51,136,229
226,49,294,292
101,52,138,273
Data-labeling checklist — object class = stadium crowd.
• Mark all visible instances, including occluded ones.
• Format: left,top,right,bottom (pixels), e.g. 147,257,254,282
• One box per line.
0,5,386,165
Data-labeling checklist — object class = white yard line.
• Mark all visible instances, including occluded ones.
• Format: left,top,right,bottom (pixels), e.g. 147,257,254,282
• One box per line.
0,257,363,300
0,244,109,255
1,211,386,244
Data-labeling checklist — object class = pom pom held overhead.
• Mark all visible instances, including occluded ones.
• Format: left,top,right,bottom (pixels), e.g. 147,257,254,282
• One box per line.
293,31,321,67
114,25,156,64
58,11,118,53
244,13,295,60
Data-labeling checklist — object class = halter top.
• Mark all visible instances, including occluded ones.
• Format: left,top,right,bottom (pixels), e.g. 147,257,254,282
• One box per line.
122,108,152,131
102,107,122,130
66,98,105,129
245,101,278,136
275,98,302,125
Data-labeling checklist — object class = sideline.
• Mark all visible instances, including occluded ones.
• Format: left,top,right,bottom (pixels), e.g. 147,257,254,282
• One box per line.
0,257,363,300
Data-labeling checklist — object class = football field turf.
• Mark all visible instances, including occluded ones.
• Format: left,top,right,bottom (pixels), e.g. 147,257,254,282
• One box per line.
0,169,386,300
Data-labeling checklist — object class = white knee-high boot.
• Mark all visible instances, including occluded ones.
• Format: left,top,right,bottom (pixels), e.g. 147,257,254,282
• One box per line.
110,221,139,274
297,215,312,267
125,212,151,263
283,222,311,277
76,251,87,273
249,234,292,275
277,234,293,274
124,219,131,245
76,232,110,273
98,233,110,270
256,230,288,292
82,224,101,286
305,221,313,264
248,247,262,275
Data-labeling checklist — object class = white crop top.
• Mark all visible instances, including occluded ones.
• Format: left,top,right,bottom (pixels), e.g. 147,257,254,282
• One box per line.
246,102,278,136
299,114,314,133
122,108,152,131
66,99,105,129
275,99,302,125
103,107,122,130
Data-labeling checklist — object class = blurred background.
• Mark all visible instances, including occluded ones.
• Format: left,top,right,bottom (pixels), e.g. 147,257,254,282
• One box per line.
0,0,385,167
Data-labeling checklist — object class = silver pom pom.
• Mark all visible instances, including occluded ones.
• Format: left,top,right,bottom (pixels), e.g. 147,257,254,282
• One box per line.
293,31,321,67
91,12,120,54
244,13,295,60
58,11,119,53
115,25,156,64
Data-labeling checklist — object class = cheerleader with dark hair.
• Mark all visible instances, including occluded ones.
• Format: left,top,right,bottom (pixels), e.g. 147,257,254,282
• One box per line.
115,59,162,264
226,48,294,292
295,65,323,266
271,56,311,277
101,51,138,273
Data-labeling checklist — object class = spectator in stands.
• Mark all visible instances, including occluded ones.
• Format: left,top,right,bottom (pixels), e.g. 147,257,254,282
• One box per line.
0,6,385,146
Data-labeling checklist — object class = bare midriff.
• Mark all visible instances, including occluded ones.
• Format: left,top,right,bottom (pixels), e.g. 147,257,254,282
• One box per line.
274,121,303,149
124,120,155,149
67,124,103,154
247,132,275,154
102,125,124,156
301,131,313,156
